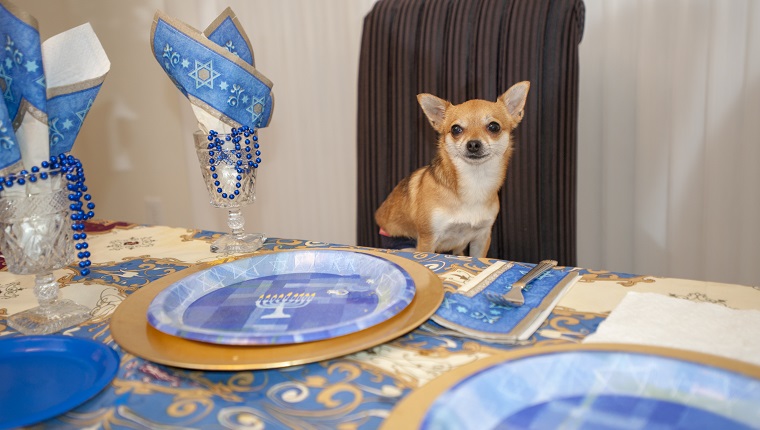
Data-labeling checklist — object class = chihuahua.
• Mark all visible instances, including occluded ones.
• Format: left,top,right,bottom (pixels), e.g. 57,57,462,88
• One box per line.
375,81,530,258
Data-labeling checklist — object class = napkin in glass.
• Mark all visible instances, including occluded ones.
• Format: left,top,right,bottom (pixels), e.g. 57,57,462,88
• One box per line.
150,7,274,134
431,261,580,342
0,0,109,175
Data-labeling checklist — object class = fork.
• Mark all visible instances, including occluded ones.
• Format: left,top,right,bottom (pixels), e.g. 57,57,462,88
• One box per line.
484,260,557,307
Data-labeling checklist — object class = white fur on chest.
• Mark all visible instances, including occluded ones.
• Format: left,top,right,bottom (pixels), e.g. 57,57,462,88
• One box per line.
430,158,502,250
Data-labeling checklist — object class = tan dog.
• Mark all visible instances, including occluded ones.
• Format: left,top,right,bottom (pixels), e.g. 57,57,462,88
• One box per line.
375,81,530,258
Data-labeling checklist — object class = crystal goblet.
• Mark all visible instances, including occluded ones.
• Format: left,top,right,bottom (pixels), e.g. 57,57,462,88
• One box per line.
0,184,90,334
193,130,266,253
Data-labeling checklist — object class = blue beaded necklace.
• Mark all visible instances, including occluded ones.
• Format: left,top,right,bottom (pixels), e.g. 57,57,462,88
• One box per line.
206,125,262,200
0,153,94,276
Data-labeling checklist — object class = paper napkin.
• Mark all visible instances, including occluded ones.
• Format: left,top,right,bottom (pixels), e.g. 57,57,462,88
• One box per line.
151,7,274,134
0,0,109,174
583,292,760,367
432,261,580,342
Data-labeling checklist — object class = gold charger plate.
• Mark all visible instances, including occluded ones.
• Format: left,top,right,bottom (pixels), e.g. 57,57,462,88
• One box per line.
381,343,760,429
110,249,443,370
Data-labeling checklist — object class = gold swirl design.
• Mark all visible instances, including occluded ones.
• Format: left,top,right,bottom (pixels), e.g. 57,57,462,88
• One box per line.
580,270,656,287
167,397,214,419
182,371,270,399
272,239,307,247
112,379,217,420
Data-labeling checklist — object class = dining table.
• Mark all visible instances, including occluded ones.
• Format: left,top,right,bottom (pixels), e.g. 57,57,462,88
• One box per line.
1,219,759,429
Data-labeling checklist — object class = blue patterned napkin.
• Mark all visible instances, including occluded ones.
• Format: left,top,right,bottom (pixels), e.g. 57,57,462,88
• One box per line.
431,262,580,342
151,8,274,133
0,0,109,173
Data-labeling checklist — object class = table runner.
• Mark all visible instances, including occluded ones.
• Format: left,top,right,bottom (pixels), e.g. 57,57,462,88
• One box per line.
1,220,757,429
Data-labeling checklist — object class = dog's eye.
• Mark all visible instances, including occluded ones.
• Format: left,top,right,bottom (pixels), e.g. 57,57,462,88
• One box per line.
487,122,501,133
451,124,463,136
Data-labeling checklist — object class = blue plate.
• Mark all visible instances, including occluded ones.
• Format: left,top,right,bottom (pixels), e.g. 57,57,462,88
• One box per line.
420,346,760,429
0,335,120,429
147,250,416,345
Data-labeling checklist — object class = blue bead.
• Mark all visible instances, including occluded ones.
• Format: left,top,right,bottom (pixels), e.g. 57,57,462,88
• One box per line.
82,243,88,249
31,166,39,173
253,163,259,168
217,188,222,193
84,194,91,201
210,166,216,172
246,154,252,159
254,143,260,149
81,268,90,276
76,243,83,250
236,160,242,166
17,178,25,185
209,158,214,164
209,151,215,156
236,175,242,180
253,136,258,141
29,176,37,182
212,173,218,179
40,173,48,180
4,180,11,187
87,211,94,218
79,261,87,268
214,181,220,186
87,202,95,209
78,252,85,259
84,251,91,257
256,158,261,163
229,195,235,200
245,147,251,152
222,193,228,198
73,233,81,240
81,233,87,240
234,189,240,195
41,161,49,168
20,170,27,175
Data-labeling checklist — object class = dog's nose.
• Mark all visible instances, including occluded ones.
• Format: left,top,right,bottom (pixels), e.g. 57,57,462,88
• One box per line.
466,140,482,153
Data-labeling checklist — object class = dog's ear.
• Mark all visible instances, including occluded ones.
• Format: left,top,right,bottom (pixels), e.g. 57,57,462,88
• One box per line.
417,94,450,130
499,81,530,123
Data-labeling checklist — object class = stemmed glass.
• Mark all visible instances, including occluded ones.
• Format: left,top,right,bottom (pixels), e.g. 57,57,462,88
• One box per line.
193,130,266,253
0,181,90,334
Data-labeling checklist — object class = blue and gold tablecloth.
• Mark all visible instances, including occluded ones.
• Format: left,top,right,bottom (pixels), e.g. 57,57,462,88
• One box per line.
1,221,758,429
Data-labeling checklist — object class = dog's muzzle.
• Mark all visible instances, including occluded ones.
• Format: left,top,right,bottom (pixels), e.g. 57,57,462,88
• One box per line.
465,140,487,160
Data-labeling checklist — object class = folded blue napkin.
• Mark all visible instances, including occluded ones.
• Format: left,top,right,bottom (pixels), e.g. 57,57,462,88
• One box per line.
151,7,274,132
0,0,109,173
431,262,580,342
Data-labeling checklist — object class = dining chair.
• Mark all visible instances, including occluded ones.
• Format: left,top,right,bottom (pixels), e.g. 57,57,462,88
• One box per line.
356,0,585,266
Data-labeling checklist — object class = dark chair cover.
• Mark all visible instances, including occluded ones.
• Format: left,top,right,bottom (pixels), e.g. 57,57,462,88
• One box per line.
357,0,585,266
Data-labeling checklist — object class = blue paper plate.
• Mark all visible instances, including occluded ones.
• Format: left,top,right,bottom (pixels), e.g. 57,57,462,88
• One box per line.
147,250,416,345
420,346,760,429
0,335,120,429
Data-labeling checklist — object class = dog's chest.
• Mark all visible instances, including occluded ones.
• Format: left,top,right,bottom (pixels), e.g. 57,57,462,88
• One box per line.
431,202,497,245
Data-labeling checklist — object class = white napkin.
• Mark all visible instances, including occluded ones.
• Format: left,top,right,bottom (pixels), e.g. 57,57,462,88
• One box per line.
583,292,760,367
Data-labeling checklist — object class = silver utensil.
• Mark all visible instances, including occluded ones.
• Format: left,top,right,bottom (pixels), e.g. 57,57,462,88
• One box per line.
485,259,558,307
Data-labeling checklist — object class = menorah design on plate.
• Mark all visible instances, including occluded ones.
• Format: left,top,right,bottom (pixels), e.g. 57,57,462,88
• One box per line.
256,292,315,319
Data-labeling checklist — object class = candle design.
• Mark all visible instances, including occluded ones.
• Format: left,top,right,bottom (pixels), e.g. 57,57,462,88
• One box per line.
256,292,316,319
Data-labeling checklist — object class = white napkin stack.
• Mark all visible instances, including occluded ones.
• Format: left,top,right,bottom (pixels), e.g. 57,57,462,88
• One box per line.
583,291,760,367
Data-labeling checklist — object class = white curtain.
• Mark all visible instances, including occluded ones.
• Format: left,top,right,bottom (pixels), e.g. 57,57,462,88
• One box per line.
577,0,760,286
